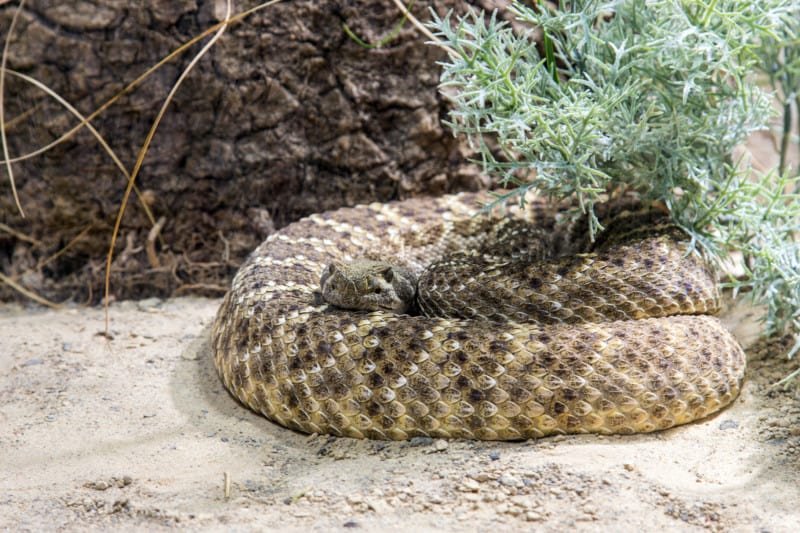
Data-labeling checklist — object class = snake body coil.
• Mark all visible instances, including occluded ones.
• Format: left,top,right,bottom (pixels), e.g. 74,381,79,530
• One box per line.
211,193,745,440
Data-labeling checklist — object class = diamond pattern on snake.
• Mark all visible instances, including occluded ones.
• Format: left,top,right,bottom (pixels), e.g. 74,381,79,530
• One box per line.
212,192,745,440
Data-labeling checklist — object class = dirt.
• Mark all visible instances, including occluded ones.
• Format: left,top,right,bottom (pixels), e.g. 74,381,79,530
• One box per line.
0,1,495,304
1,296,799,531
2,2,799,531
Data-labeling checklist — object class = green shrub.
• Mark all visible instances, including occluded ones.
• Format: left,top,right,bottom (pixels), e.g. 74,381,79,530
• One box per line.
431,1,800,363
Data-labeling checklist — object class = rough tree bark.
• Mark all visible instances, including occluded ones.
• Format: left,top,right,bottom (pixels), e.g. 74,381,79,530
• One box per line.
0,1,508,304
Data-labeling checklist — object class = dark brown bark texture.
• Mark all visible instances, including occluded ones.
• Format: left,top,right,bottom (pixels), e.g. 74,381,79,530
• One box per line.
0,1,507,304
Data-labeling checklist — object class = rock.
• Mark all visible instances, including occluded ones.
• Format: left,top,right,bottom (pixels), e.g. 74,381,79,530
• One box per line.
498,474,523,488
460,478,481,492
365,498,391,513
409,436,434,447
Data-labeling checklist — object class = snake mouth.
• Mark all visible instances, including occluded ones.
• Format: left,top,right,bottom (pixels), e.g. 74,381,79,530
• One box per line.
377,299,413,314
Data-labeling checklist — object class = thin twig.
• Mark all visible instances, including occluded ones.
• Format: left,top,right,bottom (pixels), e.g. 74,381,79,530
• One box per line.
104,0,261,332
6,69,161,230
3,104,38,130
146,216,166,269
390,0,457,58
0,1,282,166
0,272,60,308
343,0,417,49
33,223,93,272
174,283,229,294
0,0,27,216
0,221,41,245
217,230,231,263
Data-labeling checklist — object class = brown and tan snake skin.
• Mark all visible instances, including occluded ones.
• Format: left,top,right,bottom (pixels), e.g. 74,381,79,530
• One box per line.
211,192,746,440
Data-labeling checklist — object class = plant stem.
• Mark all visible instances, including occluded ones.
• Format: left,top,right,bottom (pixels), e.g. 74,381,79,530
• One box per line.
779,101,791,177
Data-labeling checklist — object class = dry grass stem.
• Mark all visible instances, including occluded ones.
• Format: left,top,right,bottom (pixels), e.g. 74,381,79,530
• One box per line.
390,0,455,57
0,272,60,308
6,69,160,229
32,224,93,273
103,0,272,331
0,1,282,167
0,221,40,245
0,0,27,216
174,283,229,295
146,217,167,269
3,104,38,130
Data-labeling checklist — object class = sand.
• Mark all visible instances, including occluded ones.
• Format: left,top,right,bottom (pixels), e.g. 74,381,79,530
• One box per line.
1,296,799,531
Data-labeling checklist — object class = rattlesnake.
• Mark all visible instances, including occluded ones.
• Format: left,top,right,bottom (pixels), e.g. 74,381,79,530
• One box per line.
211,192,745,440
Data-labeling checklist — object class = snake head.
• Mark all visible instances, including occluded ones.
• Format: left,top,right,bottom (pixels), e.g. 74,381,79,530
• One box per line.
319,259,416,314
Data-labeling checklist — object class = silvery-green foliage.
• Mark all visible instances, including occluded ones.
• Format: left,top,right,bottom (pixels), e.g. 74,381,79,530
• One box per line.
430,1,800,358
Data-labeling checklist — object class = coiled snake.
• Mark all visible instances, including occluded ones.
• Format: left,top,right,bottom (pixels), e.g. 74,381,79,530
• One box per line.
211,192,745,440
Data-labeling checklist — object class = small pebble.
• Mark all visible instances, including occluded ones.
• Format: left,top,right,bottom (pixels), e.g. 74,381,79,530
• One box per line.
365,498,390,513
460,478,480,492
409,436,433,447
136,298,162,310
428,494,443,504
498,474,522,488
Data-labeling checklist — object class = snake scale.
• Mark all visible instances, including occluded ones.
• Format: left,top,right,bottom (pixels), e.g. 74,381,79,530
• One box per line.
211,192,746,440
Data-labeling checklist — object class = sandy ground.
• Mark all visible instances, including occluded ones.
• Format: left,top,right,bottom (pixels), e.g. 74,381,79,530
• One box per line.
0,296,799,532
